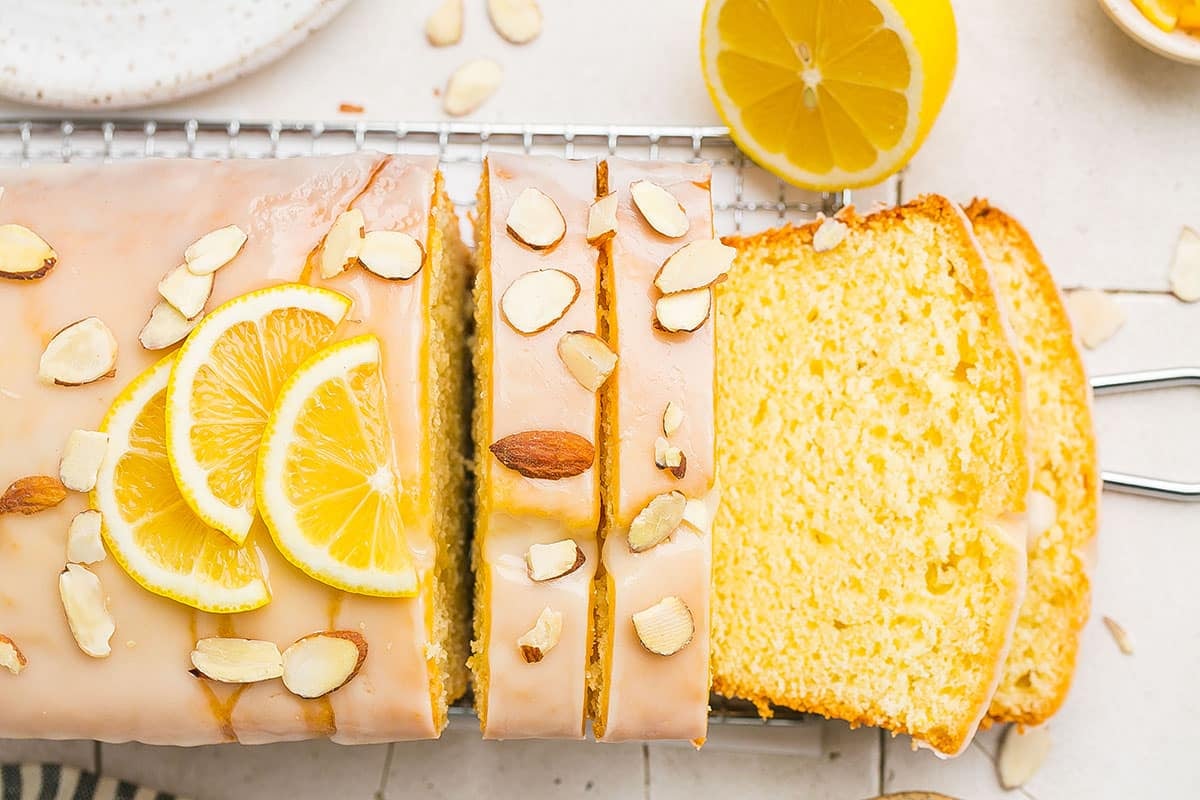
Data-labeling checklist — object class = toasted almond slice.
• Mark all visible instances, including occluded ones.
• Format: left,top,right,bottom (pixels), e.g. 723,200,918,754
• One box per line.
663,401,684,436
500,268,580,334
630,180,689,238
1169,226,1200,302
139,300,198,351
681,498,708,533
425,0,463,46
632,596,694,656
664,446,684,469
506,187,566,250
59,564,115,658
320,209,366,279
191,637,284,684
1027,489,1057,541
488,0,543,44
525,539,586,582
359,230,425,281
1102,615,1134,655
653,436,671,469
628,490,687,552
184,225,247,276
654,239,736,294
997,724,1051,789
59,429,109,493
0,475,67,515
812,216,849,252
67,509,106,565
557,331,617,391
518,607,562,663
444,58,503,116
489,430,594,479
0,223,57,280
586,192,618,245
1064,289,1125,349
39,317,118,386
0,634,26,675
670,452,687,479
282,630,368,699
158,264,214,319
654,288,711,333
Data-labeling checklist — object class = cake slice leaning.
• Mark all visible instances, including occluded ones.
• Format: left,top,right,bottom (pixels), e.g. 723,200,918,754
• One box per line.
712,196,1030,756
965,200,1099,726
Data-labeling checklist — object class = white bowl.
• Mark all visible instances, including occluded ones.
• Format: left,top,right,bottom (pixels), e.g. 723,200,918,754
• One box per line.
1098,0,1200,64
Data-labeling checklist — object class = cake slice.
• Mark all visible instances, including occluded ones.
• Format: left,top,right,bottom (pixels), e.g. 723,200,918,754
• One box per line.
965,200,1099,726
712,196,1030,755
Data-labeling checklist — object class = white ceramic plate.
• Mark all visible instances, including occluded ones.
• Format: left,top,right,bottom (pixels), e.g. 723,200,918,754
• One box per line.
0,0,353,109
1097,0,1200,64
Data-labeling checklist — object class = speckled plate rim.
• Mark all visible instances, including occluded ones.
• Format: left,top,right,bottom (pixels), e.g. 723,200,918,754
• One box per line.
1097,0,1200,65
0,0,353,110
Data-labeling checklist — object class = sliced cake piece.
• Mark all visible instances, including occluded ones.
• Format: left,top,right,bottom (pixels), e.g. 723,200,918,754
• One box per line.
712,196,1030,756
470,153,601,739
965,199,1099,726
591,158,719,743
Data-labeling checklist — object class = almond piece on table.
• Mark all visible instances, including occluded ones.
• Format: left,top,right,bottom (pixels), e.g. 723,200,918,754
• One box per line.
1102,615,1134,655
39,317,118,386
157,264,214,319
996,723,1051,789
1063,288,1125,349
59,564,115,658
0,475,67,515
444,58,503,117
506,187,566,250
359,230,425,281
517,607,562,663
586,192,618,245
184,225,247,276
0,223,57,280
628,490,687,552
282,630,368,699
630,180,689,238
662,401,684,436
425,0,463,46
488,0,543,44
191,637,285,684
525,539,585,582
654,239,736,294
1169,226,1200,302
557,331,617,391
500,268,580,334
320,209,366,279
812,216,848,252
139,300,198,351
632,596,694,656
67,509,106,565
654,288,711,333
681,498,708,533
489,430,594,479
0,634,26,675
59,429,109,493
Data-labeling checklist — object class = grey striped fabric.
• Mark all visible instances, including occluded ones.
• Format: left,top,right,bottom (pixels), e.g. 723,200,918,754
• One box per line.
1,764,185,800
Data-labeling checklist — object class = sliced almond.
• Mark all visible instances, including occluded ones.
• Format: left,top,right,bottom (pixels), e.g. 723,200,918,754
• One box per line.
184,224,247,276
0,475,67,515
500,268,580,334
489,430,594,479
282,630,368,699
425,0,463,46
628,490,687,552
517,607,562,663
38,317,118,386
586,192,618,245
681,498,708,533
320,209,366,279
652,437,684,474
157,264,214,319
630,180,689,238
59,564,115,658
138,300,198,351
506,187,566,250
812,216,849,252
488,0,543,44
0,223,57,280
1102,615,1134,655
67,509,106,565
632,596,694,656
1064,289,1125,349
59,429,109,493
525,539,586,582
1027,489,1057,541
359,230,425,281
668,450,686,479
654,288,711,333
557,331,617,391
997,723,1051,789
0,634,26,675
444,58,503,117
653,436,671,469
662,401,684,436
654,239,735,294
191,637,284,684
1169,226,1200,302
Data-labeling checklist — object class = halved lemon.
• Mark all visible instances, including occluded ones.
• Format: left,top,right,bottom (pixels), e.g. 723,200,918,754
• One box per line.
256,335,418,597
700,0,957,190
166,284,352,544
91,355,270,613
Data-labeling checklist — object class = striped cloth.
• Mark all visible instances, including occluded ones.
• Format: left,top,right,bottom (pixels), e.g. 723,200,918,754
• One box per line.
1,764,187,800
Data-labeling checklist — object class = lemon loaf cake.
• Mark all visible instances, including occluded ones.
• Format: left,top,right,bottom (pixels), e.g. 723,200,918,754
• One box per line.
0,154,471,743
712,196,1030,756
965,200,1099,726
470,153,601,739
590,158,724,743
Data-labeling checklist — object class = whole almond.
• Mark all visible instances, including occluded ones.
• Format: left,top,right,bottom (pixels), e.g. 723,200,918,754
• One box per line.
490,430,594,479
0,475,67,515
